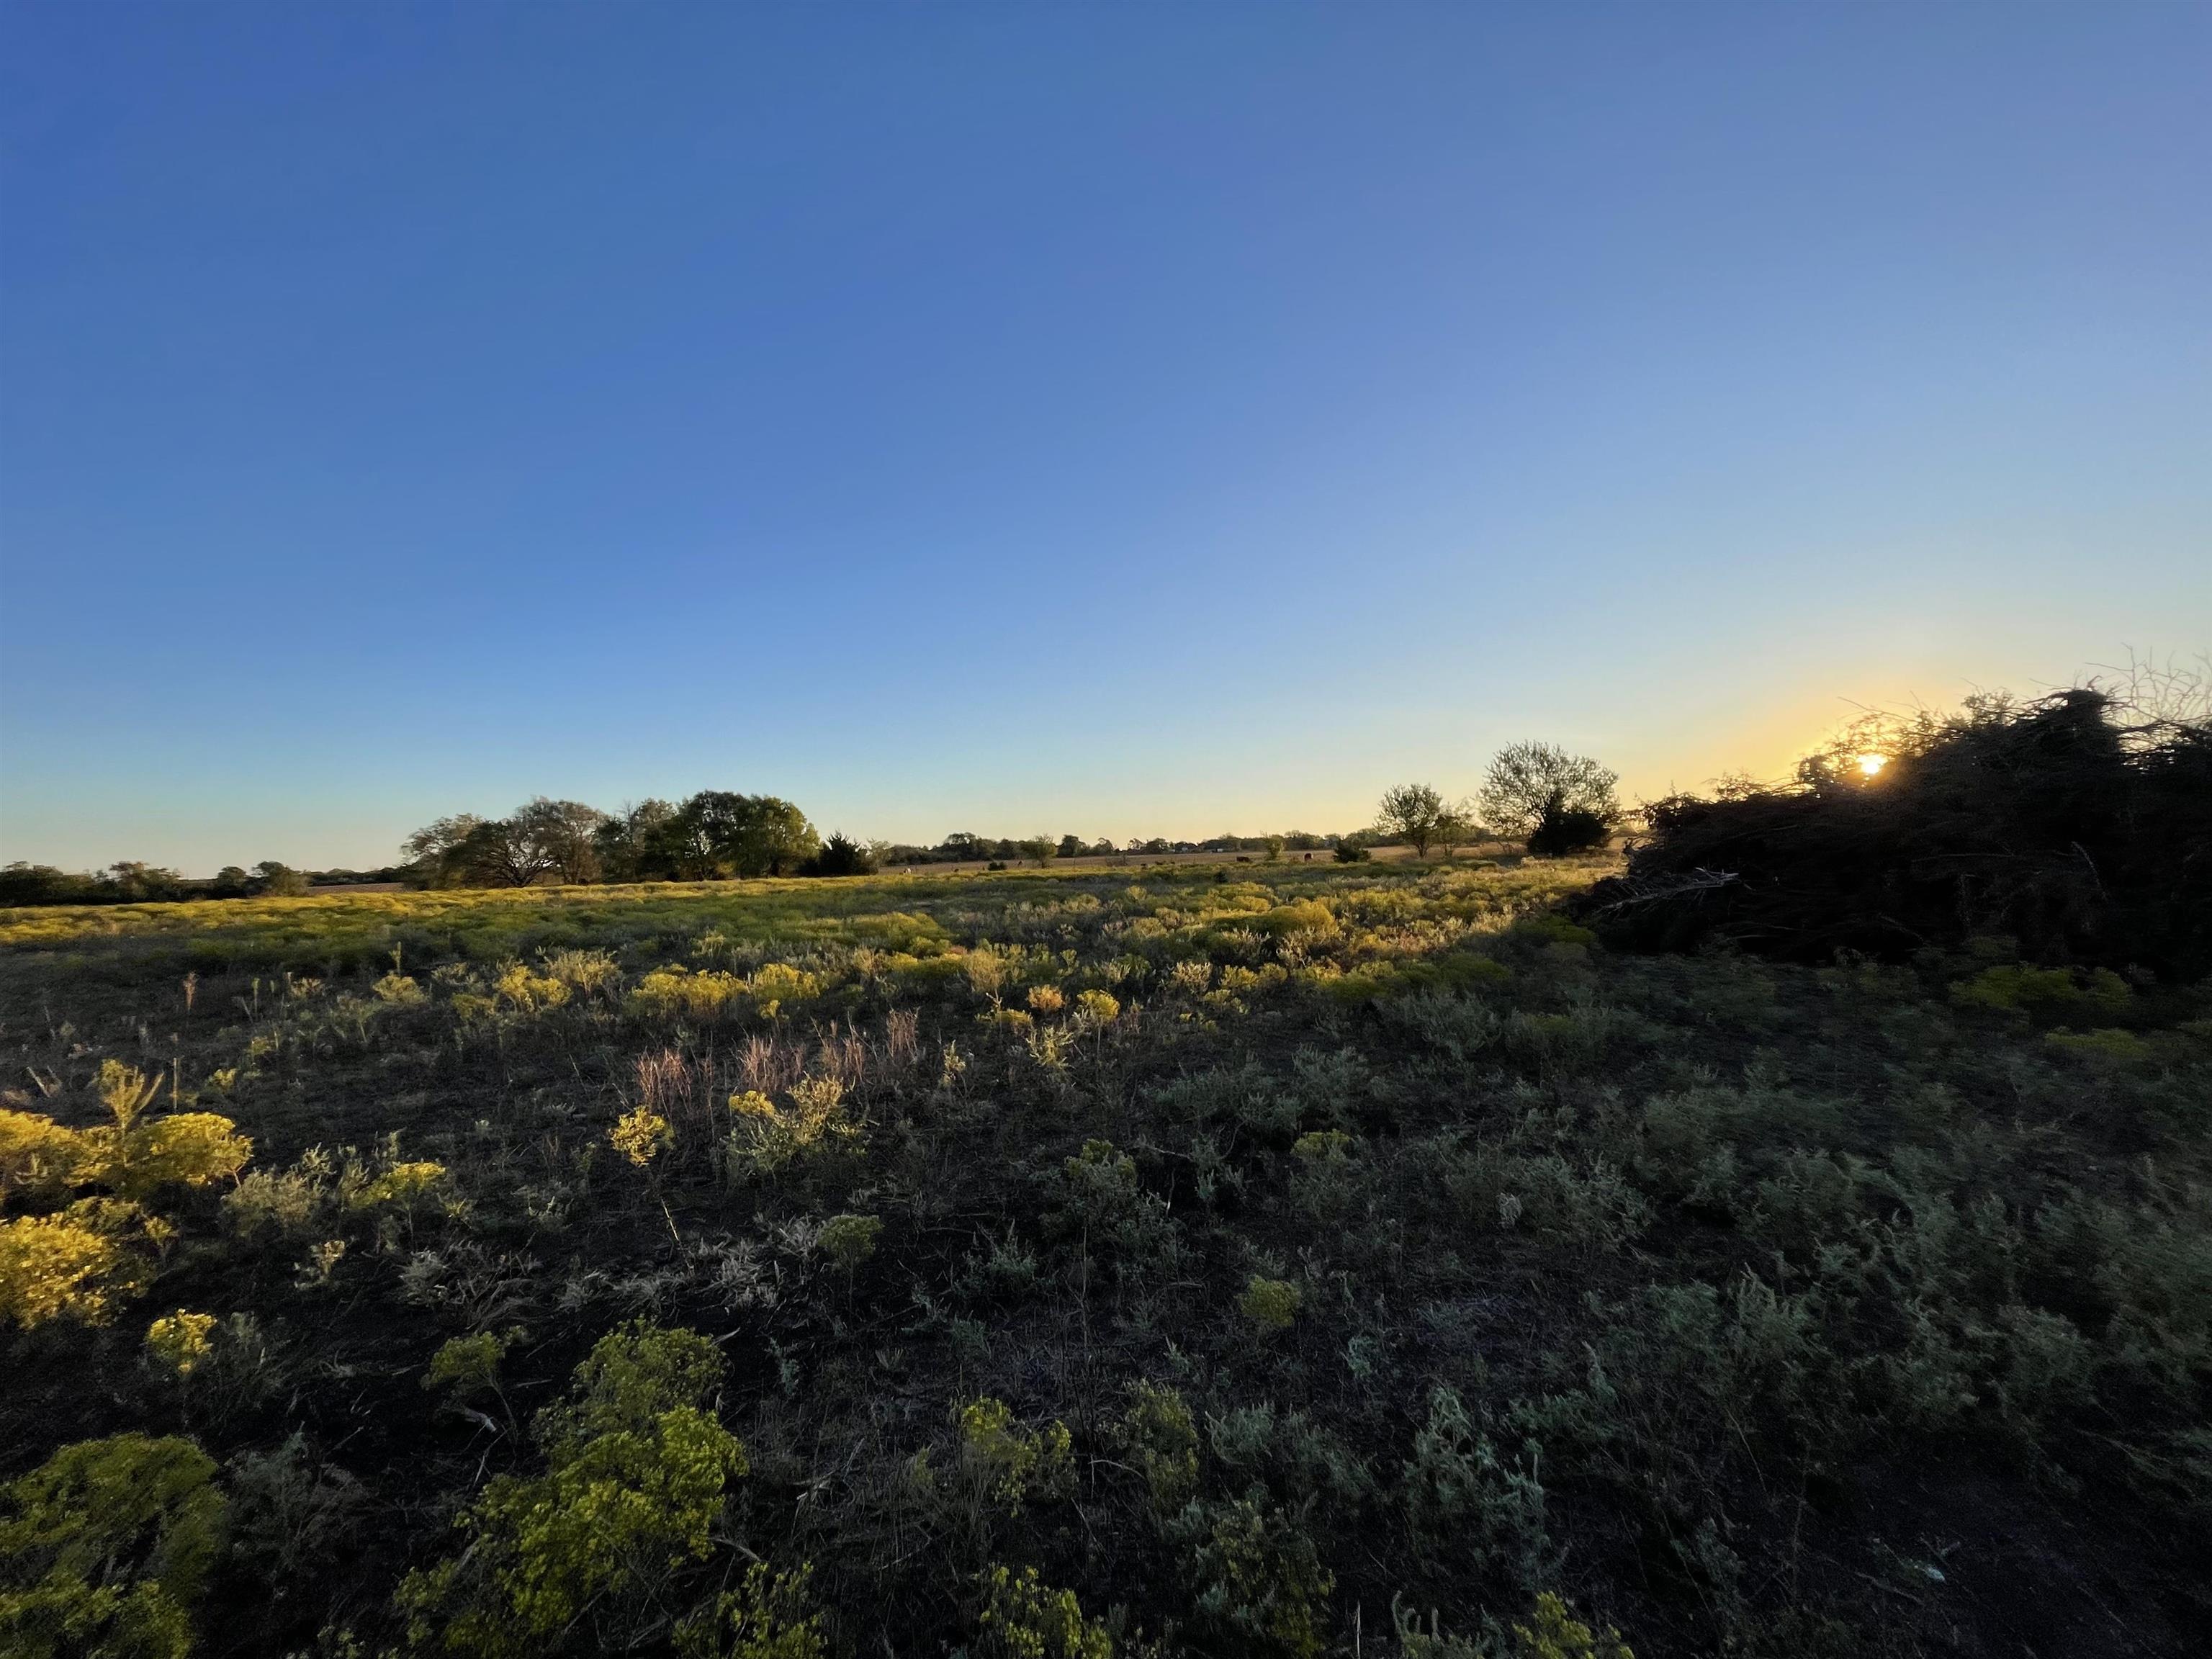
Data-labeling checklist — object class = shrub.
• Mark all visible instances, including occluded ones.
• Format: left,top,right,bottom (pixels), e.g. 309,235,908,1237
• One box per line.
1241,1275,1303,1333
0,1434,225,1659
1072,989,1120,1028
1511,1593,1635,1659
956,1398,1075,1516
1527,801,1611,858
1172,1493,1335,1659
397,1321,747,1656
1580,688,2212,974
373,972,427,1006
630,967,747,1022
349,1160,451,1210
610,1108,674,1169
1118,1381,1200,1514
424,1328,521,1404
747,963,820,1017
974,1564,1113,1659
145,1312,217,1379
817,1213,882,1272
1401,1385,1550,1581
673,1563,826,1659
0,1201,153,1329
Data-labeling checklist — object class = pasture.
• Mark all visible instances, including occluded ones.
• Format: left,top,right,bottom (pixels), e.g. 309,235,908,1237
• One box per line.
3,856,2208,1657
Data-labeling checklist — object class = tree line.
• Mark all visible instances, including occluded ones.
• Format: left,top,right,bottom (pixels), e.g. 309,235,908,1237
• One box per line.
0,740,1622,906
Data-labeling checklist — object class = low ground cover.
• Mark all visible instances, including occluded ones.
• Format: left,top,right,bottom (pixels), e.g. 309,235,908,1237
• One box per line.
2,856,2206,1655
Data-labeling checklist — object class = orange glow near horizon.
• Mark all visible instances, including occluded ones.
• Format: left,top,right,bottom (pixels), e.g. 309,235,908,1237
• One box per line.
1857,753,1889,778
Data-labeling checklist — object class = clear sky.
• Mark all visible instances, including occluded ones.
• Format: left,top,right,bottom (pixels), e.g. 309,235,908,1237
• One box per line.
3,4,2206,873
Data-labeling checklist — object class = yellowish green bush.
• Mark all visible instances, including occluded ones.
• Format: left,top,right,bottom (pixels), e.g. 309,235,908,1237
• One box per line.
957,1398,1075,1516
2043,1026,2152,1062
724,1077,852,1176
1511,1593,1633,1659
424,1327,522,1403
746,963,819,1017
0,1200,154,1329
372,972,426,1006
1118,1380,1199,1514
610,1107,675,1168
974,1564,1112,1659
491,962,570,1015
145,1311,217,1379
1951,963,2131,1022
1072,989,1120,1027
0,1433,225,1659
1241,1275,1302,1332
817,1213,881,1272
631,966,747,1022
347,1159,450,1209
397,1321,747,1657
1256,899,1335,938
673,1563,825,1659
1,1064,249,1208
0,1109,94,1197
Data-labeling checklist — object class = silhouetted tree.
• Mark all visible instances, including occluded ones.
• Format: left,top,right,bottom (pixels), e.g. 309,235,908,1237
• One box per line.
803,832,876,877
1479,744,1619,843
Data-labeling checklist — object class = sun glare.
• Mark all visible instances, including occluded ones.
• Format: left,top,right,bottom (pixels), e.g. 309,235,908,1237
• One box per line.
1857,753,1889,778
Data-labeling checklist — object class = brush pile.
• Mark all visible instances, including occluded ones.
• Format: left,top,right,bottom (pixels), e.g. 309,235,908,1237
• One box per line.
1579,683,2212,975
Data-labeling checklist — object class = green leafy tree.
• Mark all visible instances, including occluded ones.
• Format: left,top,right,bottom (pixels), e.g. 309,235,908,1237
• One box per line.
670,793,821,879
402,815,490,888
1377,783,1451,858
1478,744,1619,842
593,799,685,882
511,798,608,884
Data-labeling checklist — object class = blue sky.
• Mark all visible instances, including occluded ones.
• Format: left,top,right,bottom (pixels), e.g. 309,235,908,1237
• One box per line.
3,4,2206,873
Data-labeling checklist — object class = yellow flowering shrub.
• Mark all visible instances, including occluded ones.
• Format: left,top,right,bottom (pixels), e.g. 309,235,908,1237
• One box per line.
492,963,570,1015
746,963,819,1017
723,1077,851,1176
110,1115,253,1200
145,1311,217,1378
630,966,746,1021
611,1109,674,1168
348,1159,451,1210
1511,1593,1635,1659
0,1201,154,1330
1072,990,1121,1028
0,1110,94,1197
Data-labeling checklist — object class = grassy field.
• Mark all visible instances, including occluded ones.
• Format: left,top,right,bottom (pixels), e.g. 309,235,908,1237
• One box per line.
3,857,2208,1658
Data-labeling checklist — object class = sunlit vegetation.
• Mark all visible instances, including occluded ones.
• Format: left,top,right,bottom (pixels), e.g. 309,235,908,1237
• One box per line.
2,798,2207,1653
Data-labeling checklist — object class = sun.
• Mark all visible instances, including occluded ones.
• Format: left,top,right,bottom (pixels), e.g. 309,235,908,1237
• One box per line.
1856,753,1889,778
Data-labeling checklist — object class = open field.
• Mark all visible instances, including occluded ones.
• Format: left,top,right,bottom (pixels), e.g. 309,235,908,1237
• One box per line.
4,856,2208,1658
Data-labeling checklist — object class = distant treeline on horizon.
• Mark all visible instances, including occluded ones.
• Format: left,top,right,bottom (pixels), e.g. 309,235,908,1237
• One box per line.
0,811,1368,910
